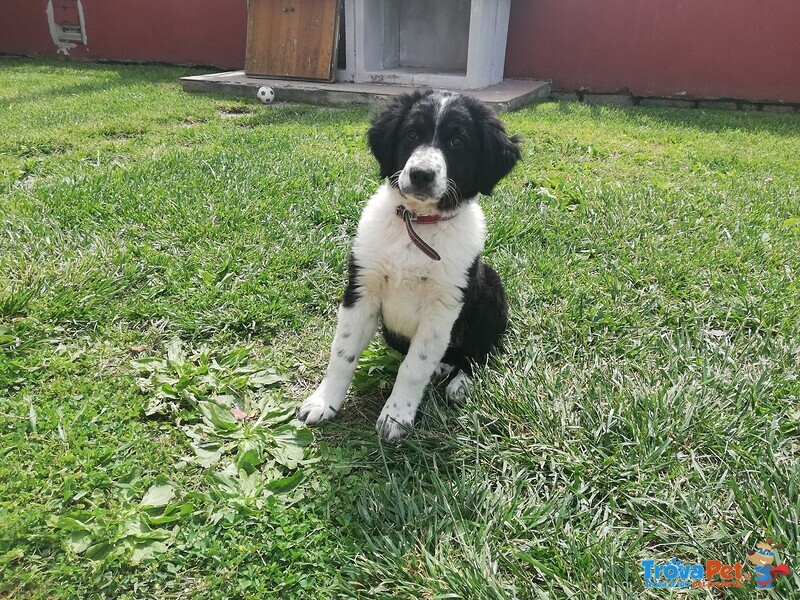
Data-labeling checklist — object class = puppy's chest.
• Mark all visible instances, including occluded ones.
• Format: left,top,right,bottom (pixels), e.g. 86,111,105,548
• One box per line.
362,259,461,338
355,225,468,335
362,261,444,301
359,244,458,303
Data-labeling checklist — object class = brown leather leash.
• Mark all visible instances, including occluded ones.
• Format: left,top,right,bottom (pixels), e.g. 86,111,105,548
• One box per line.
395,205,456,261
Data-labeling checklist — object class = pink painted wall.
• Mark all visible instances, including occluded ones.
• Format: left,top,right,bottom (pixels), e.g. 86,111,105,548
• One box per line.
0,0,246,70
505,0,800,103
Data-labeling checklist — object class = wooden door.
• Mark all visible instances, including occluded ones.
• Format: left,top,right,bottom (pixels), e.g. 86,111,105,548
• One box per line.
246,0,341,82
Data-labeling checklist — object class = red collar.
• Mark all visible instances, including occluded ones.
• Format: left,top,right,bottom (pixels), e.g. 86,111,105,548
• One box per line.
395,205,457,224
395,205,456,261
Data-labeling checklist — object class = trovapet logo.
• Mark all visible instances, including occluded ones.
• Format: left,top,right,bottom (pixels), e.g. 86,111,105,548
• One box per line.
641,558,747,589
642,539,791,590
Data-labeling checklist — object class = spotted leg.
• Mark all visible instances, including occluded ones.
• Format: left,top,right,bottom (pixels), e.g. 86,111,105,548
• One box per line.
298,296,379,425
376,309,461,442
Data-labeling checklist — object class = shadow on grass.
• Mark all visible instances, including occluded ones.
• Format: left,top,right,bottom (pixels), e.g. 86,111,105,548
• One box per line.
307,377,465,464
0,55,211,104
303,382,529,596
551,97,800,137
236,102,372,128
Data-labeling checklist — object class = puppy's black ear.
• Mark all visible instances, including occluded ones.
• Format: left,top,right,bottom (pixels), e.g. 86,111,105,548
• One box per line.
368,91,427,179
476,115,522,196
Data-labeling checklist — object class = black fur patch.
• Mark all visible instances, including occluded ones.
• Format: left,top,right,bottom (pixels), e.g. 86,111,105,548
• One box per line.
341,253,361,308
442,258,508,375
382,326,411,355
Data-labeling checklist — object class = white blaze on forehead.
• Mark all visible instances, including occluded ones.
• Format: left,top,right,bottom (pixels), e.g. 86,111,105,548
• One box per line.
436,93,454,115
434,92,455,131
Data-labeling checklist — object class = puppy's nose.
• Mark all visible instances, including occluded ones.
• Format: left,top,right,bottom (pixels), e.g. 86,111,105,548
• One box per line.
409,167,435,186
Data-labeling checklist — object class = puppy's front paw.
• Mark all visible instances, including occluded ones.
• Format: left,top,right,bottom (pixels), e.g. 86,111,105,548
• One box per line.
297,388,338,425
375,403,414,442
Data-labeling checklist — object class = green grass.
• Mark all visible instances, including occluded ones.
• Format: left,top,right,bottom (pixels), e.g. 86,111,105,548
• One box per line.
1,56,798,598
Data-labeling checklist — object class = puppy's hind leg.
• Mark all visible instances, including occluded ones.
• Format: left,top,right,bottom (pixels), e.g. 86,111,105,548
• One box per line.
298,293,379,426
445,370,471,403
433,362,455,381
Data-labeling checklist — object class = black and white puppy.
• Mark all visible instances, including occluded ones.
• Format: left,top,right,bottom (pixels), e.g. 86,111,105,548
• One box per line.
297,90,521,441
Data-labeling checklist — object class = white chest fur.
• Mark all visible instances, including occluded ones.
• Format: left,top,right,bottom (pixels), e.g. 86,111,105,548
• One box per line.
351,184,486,339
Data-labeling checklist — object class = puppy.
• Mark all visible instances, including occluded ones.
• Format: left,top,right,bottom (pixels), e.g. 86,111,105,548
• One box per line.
297,90,521,441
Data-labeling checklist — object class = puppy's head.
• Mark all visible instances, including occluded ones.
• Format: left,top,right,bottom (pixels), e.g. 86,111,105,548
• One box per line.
368,90,521,211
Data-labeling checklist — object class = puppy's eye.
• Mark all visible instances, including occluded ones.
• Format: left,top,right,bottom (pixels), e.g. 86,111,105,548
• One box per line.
450,136,465,148
406,130,418,141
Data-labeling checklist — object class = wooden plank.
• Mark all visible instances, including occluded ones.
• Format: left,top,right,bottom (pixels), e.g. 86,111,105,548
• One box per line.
245,0,341,82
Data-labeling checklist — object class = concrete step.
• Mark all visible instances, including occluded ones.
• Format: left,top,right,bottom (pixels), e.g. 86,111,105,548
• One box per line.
181,71,550,112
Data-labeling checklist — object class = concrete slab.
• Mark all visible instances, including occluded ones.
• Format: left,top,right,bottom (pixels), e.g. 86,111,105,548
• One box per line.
180,71,550,112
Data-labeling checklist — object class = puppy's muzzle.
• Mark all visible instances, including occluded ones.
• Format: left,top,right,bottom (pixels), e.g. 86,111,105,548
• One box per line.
399,146,448,201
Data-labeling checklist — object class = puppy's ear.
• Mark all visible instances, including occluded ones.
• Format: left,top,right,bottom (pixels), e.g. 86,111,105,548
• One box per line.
368,91,426,179
476,116,522,196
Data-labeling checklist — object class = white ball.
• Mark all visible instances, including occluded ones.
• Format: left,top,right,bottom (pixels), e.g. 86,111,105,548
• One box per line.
257,86,275,104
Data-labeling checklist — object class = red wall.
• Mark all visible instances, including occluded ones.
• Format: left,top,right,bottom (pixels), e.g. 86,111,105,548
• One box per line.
2,1,799,103
505,0,800,103
0,0,246,70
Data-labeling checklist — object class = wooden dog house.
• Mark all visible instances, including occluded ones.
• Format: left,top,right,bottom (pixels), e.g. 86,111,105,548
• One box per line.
246,0,512,90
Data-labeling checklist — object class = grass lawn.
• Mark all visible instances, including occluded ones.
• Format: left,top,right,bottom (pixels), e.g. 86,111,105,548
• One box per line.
1,57,798,598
